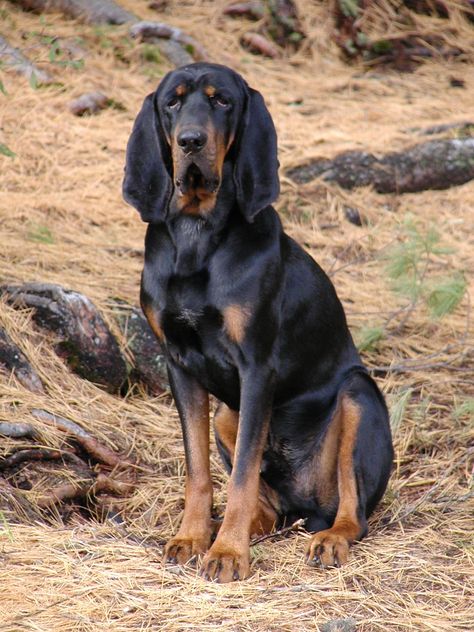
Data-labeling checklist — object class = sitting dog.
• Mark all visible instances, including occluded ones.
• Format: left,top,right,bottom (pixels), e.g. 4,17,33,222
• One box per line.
123,62,393,583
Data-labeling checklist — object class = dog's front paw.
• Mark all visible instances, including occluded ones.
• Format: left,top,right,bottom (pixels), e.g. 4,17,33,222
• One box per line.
200,542,250,583
305,530,350,569
164,534,211,566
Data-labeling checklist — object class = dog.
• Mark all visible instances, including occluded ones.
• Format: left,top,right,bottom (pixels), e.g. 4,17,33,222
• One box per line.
123,62,393,583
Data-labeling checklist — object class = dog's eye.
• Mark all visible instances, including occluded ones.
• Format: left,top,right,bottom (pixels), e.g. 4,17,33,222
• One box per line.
167,97,180,110
211,95,230,108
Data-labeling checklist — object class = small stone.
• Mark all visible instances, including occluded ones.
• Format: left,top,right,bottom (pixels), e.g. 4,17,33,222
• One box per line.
69,92,109,116
450,77,465,88
320,618,357,632
344,206,365,226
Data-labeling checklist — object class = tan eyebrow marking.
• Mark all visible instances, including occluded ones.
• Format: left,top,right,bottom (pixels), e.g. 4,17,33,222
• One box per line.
204,85,216,97
175,84,187,96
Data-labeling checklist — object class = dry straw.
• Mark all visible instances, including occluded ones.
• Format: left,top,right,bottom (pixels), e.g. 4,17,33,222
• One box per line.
0,1,473,630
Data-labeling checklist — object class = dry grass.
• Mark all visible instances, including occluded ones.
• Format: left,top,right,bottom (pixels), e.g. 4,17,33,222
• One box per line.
0,1,473,630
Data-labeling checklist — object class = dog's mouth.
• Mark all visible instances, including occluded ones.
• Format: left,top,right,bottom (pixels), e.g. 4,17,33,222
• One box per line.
173,159,221,215
175,162,220,196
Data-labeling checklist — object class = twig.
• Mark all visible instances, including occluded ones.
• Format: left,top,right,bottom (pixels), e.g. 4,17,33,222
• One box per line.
370,357,471,375
30,408,130,467
251,518,306,546
432,490,474,504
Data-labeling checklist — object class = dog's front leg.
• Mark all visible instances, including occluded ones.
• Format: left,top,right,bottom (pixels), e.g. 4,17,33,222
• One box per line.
200,367,274,582
163,363,213,565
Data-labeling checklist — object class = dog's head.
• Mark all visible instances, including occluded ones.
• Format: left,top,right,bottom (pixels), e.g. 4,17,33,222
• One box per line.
123,63,279,222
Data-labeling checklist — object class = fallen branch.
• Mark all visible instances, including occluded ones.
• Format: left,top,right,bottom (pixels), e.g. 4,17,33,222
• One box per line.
287,138,474,193
30,408,130,467
1,283,128,393
35,472,135,508
0,327,45,393
36,480,93,508
0,448,63,470
0,34,53,85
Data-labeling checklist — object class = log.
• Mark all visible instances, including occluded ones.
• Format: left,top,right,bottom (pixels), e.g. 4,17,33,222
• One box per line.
0,35,53,85
113,302,168,396
0,283,127,392
11,0,136,24
286,138,474,194
130,21,209,62
11,0,195,67
0,328,45,393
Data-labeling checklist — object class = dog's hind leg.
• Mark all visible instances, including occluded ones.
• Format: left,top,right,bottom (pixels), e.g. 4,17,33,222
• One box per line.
214,402,280,537
306,375,392,568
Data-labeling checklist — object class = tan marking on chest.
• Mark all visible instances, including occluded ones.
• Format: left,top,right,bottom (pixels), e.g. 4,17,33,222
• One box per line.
142,304,165,342
223,304,251,343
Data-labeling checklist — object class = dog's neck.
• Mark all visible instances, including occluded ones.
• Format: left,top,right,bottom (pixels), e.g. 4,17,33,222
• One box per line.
166,161,236,275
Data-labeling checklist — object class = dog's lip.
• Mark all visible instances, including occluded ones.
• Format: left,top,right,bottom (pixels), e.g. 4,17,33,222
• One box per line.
175,162,220,194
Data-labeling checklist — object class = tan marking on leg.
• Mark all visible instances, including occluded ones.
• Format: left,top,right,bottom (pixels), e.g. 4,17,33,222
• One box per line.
250,478,279,537
223,304,251,343
142,303,164,342
314,401,341,511
203,410,274,582
214,403,239,457
215,404,279,537
165,391,213,565
293,400,341,514
306,395,363,568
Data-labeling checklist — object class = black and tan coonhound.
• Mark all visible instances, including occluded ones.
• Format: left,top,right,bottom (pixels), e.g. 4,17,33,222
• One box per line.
123,62,393,583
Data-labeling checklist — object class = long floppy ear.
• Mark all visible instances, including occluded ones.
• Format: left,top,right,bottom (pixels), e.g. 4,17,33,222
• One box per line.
233,87,280,222
122,93,172,223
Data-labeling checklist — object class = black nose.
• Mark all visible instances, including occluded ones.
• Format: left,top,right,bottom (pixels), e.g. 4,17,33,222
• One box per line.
177,129,208,153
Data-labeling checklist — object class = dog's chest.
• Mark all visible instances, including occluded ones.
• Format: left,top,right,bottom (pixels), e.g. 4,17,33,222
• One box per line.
160,271,223,344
